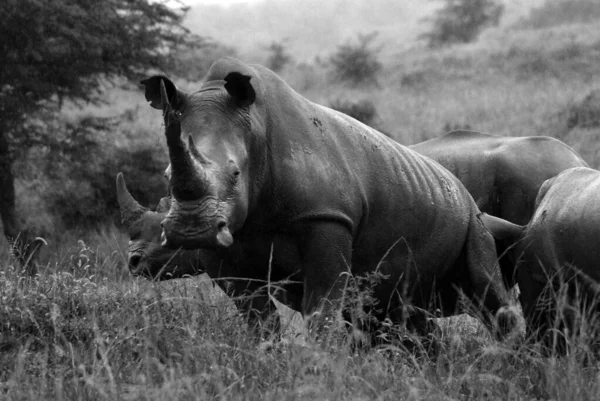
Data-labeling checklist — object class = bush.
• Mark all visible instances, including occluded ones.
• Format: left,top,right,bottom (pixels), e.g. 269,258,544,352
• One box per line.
329,32,382,86
22,111,169,230
443,122,473,133
567,89,600,130
516,0,600,29
329,98,391,136
265,41,292,72
421,0,504,48
329,98,378,128
170,40,238,81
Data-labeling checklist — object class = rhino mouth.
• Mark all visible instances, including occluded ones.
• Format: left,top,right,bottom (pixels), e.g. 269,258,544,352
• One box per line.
128,252,163,278
161,217,233,250
128,250,202,280
160,198,234,249
128,256,154,278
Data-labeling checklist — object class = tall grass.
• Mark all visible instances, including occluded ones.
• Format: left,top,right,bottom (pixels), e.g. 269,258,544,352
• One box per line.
2,241,600,400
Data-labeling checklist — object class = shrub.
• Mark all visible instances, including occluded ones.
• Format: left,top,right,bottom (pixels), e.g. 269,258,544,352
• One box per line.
516,0,600,29
23,111,169,230
329,98,378,128
421,0,504,48
329,98,392,137
443,122,473,133
284,62,328,92
266,41,292,72
567,89,600,130
329,32,382,86
170,40,238,81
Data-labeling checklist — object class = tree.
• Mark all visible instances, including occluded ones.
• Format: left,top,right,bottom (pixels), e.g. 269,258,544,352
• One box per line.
421,0,504,48
0,0,201,272
265,41,292,73
329,32,382,86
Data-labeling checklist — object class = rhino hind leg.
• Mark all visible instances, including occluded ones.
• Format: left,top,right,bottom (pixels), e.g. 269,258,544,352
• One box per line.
462,213,519,339
523,275,600,357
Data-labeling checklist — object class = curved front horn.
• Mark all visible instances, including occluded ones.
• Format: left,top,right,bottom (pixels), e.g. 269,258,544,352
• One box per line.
116,173,148,227
167,134,209,201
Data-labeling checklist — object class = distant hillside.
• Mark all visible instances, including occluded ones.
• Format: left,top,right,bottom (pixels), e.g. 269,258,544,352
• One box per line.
184,0,438,63
515,0,600,29
184,0,552,64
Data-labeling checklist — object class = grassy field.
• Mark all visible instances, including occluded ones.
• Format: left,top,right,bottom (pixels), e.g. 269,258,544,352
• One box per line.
2,239,600,400
3,3,600,400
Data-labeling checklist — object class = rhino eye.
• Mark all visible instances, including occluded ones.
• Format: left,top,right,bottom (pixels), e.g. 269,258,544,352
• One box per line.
233,170,240,177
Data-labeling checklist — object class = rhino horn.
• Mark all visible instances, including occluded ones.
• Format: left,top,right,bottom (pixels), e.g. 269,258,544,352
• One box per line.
116,173,148,227
188,135,209,164
168,136,209,201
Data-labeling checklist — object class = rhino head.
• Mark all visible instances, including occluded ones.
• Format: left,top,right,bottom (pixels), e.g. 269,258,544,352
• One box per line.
140,72,257,250
116,172,203,279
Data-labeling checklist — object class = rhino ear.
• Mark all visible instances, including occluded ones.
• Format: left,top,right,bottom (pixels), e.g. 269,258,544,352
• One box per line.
224,72,256,108
140,75,186,111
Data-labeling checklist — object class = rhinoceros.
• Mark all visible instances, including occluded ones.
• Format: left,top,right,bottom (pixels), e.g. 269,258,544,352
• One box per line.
410,130,588,288
481,167,600,353
116,173,202,280
140,57,517,340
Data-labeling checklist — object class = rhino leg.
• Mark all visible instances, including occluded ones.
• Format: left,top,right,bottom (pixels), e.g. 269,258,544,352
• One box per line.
221,278,282,339
206,255,282,339
390,306,443,358
237,288,282,338
298,221,353,338
518,265,585,356
463,214,519,339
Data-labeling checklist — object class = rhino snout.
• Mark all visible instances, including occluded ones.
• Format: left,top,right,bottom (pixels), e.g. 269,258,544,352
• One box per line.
161,215,233,249
128,253,146,276
128,253,142,269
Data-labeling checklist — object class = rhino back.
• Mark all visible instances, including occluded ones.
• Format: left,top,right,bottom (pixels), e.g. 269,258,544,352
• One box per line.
411,131,588,225
491,136,588,224
522,167,600,280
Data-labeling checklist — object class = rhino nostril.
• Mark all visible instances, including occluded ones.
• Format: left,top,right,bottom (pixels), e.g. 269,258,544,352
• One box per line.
129,254,142,268
217,220,226,229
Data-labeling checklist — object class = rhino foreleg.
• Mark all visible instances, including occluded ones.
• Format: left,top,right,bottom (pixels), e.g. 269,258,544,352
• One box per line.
297,222,353,340
216,276,282,340
464,215,519,339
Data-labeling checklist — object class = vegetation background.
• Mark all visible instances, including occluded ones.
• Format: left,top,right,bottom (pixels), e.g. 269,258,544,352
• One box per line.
2,0,600,399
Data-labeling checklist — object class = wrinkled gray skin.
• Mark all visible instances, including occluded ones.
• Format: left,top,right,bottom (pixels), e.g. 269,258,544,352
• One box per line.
410,130,588,288
143,57,516,340
487,167,600,354
116,173,203,280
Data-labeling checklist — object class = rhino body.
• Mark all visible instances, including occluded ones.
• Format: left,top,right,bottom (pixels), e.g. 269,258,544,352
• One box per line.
136,58,515,339
511,167,600,352
411,130,588,287
410,130,588,225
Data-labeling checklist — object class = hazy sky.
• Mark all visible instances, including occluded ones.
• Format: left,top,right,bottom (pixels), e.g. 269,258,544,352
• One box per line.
183,0,262,5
